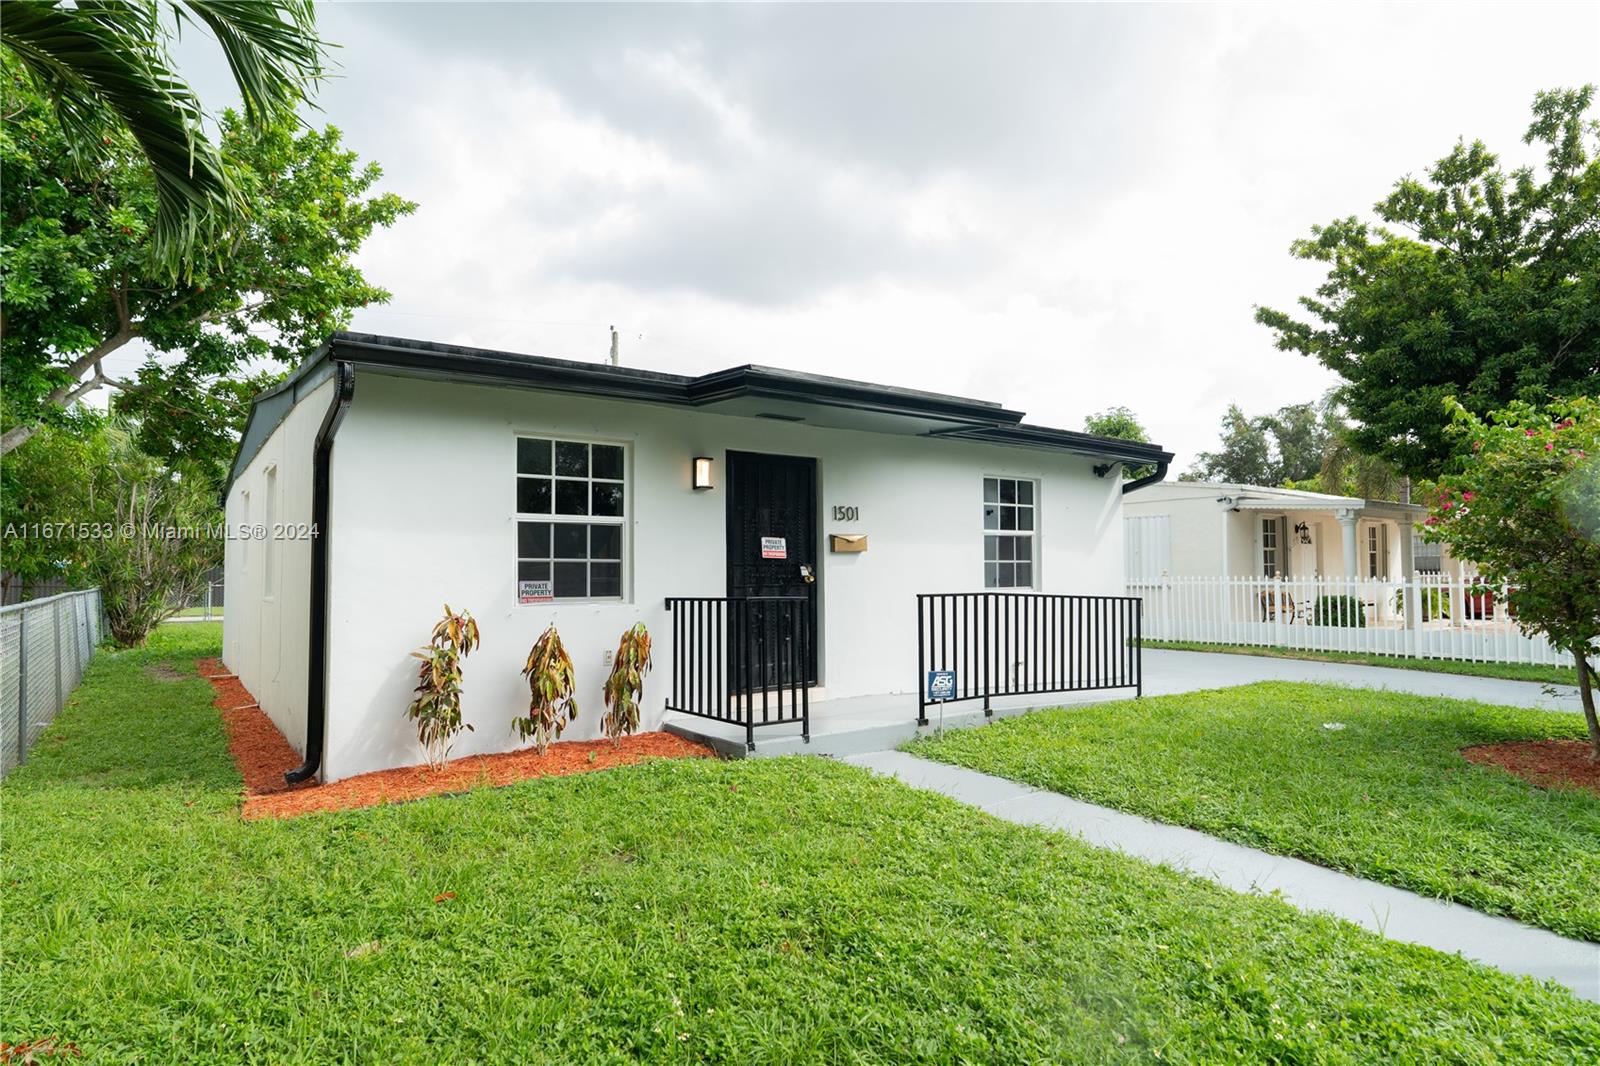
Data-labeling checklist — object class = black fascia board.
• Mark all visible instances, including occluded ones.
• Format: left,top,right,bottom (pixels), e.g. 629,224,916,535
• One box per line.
227,332,1171,490
329,333,1023,427
687,364,1024,426
329,333,693,405
942,423,1175,466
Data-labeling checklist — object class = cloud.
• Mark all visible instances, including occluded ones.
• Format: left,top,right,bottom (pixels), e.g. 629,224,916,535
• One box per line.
166,1,1600,466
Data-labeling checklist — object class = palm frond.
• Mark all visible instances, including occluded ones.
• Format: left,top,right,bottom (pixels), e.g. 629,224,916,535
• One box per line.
172,1,322,121
3,1,231,271
1,1,325,276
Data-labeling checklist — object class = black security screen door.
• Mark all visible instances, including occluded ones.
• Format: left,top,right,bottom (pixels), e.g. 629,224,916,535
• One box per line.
726,450,819,686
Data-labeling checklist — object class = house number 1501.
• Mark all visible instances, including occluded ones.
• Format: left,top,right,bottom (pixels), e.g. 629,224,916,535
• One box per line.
831,505,860,521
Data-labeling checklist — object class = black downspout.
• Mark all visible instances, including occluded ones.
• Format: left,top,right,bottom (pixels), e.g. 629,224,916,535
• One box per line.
286,361,355,785
1122,459,1170,495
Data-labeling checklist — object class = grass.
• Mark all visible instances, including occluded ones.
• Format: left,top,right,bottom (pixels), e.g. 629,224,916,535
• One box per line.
2,626,1596,1063
1144,640,1576,686
907,682,1600,941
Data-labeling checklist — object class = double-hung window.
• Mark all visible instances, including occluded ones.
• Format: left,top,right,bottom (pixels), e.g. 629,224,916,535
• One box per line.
1261,516,1281,578
983,476,1036,589
1260,515,1293,578
515,437,626,600
1366,524,1388,579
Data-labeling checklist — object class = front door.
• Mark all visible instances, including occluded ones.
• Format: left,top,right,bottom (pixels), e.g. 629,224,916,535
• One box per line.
726,450,819,687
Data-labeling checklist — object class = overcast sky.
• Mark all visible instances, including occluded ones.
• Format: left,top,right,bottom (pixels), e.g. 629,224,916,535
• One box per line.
166,1,1600,467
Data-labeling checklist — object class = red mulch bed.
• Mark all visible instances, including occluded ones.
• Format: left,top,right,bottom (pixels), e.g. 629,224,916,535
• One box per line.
1461,739,1600,796
196,658,714,819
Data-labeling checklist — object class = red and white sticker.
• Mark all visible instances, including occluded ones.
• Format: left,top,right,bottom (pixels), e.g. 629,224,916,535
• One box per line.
518,579,553,604
760,536,787,559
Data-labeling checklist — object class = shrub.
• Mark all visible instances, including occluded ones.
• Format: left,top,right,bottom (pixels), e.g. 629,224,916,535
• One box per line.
405,606,481,770
1393,586,1451,622
1311,595,1366,627
602,623,653,745
518,624,578,754
1425,396,1600,758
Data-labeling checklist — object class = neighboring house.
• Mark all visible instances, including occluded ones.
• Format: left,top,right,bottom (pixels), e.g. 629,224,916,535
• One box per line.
1122,481,1462,585
224,333,1172,782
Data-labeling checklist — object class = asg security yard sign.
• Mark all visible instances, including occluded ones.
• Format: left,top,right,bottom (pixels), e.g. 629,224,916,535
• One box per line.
925,669,957,702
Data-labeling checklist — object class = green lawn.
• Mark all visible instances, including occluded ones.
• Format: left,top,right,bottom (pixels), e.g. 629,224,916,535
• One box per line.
1144,640,1576,686
4,627,1597,1063
907,682,1600,941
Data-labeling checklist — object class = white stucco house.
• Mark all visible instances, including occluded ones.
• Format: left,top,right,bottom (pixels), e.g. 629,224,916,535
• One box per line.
224,333,1172,782
1122,481,1443,585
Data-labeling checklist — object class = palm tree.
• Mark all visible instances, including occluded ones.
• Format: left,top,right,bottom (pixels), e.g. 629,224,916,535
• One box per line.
2,1,324,275
1317,431,1402,501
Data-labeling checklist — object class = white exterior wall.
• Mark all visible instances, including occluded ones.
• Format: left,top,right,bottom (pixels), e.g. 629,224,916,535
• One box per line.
1127,486,1417,580
319,372,1126,781
1125,489,1225,578
222,377,330,754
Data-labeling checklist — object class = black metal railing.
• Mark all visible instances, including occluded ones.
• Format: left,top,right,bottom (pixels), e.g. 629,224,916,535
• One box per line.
916,592,1142,725
664,596,811,750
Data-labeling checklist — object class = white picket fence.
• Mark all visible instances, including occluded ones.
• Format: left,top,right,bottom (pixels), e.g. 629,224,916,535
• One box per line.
1130,575,1575,670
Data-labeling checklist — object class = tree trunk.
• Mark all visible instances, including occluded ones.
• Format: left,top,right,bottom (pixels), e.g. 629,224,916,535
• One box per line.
0,423,42,456
0,327,137,458
1577,650,1600,762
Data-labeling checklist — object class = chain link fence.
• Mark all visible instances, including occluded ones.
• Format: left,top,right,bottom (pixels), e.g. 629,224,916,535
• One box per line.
1,589,104,778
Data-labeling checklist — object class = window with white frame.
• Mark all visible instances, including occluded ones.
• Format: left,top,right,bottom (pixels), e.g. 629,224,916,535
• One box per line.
515,437,626,600
983,476,1036,589
1261,515,1287,578
1366,523,1389,579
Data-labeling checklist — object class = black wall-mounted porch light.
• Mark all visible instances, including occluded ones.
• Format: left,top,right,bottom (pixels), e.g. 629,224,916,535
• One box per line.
692,456,714,490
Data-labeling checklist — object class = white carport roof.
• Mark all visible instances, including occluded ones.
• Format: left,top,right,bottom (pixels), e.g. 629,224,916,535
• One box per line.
1133,481,1426,520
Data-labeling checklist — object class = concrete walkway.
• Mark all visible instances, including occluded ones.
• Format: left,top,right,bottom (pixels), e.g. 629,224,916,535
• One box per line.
1142,648,1582,713
844,749,1600,1003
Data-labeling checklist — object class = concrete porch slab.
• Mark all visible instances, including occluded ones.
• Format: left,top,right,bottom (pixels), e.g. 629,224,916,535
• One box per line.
661,688,1129,758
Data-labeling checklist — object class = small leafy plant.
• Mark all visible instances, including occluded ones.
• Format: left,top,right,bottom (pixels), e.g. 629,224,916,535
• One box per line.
518,624,579,754
406,605,481,770
602,623,653,745
1392,586,1451,622
1311,595,1366,628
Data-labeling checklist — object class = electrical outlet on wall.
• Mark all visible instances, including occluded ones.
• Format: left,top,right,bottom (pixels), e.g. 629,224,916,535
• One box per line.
602,649,614,667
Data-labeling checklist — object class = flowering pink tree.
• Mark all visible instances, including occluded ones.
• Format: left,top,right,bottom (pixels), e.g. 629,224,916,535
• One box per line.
1424,397,1600,758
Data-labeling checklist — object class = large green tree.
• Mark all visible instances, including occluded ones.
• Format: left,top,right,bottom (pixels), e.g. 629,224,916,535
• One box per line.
0,0,324,273
0,412,101,598
1257,87,1600,479
0,57,416,476
1182,404,1275,485
1083,406,1155,479
1182,400,1337,487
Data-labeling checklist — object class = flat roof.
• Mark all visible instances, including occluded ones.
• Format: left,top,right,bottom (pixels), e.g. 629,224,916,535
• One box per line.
228,332,1173,487
1128,480,1424,515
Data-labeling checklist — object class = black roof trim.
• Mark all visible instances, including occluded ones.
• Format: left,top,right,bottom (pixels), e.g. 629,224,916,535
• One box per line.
226,332,1170,490
327,332,1024,426
938,423,1174,466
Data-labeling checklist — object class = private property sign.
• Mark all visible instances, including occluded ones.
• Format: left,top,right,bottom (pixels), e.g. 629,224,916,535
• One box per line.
760,536,787,559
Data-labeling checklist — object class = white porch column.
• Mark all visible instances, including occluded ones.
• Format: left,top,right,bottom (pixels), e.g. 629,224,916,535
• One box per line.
1218,501,1232,630
1337,509,1359,579
1398,520,1419,649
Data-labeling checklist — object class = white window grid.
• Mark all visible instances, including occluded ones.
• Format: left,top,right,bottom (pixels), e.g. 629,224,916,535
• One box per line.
982,476,1038,589
514,436,628,602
